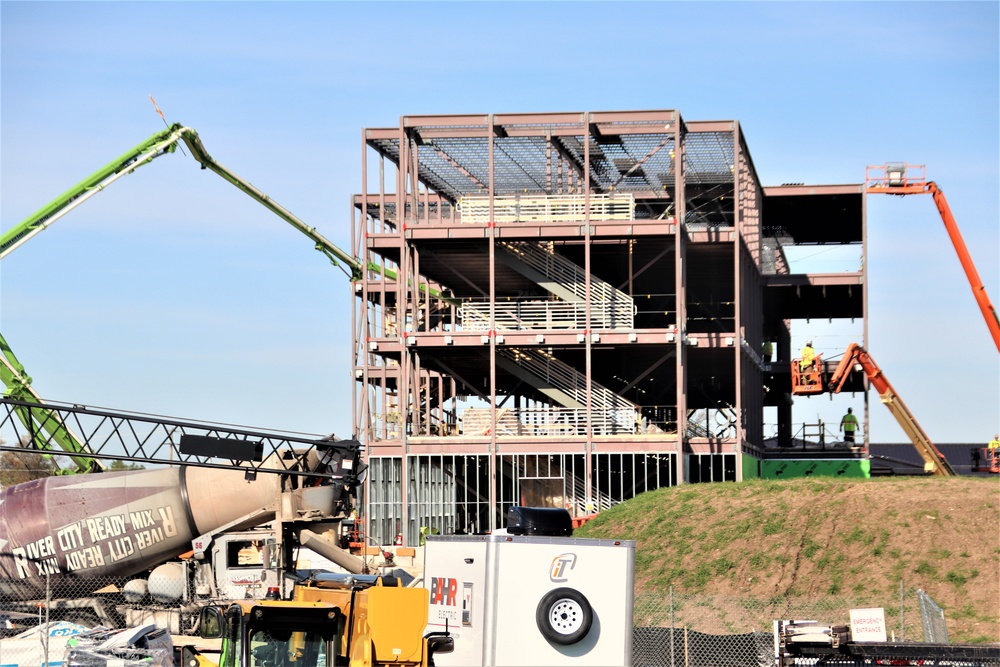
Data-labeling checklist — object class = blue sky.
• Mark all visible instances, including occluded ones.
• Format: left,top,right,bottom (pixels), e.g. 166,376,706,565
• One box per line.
1,1,998,448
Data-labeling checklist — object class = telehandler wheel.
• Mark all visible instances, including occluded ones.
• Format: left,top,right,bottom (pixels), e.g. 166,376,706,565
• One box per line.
535,587,593,645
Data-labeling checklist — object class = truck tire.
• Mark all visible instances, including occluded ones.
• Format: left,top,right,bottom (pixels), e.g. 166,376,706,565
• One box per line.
535,587,593,645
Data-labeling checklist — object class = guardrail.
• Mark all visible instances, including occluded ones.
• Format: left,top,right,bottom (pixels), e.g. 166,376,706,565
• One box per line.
461,406,666,437
460,299,634,331
457,193,635,224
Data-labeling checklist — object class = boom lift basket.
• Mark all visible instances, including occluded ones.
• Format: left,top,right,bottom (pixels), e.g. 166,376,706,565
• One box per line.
973,447,1000,474
790,356,824,396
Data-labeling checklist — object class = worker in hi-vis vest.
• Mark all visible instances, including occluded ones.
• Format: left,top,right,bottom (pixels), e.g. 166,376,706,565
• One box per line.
840,407,859,444
800,341,816,371
987,435,1000,468
798,341,818,388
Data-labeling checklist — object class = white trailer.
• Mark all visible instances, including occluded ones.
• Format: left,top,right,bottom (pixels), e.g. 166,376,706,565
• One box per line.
423,508,634,667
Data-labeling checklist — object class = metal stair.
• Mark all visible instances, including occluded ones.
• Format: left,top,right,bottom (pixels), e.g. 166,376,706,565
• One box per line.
496,347,638,433
496,241,634,329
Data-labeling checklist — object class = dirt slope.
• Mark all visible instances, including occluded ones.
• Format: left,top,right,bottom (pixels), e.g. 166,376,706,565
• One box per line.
576,476,1000,643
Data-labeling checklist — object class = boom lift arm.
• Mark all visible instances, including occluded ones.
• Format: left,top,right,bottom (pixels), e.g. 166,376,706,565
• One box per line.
866,163,1000,352
828,342,956,476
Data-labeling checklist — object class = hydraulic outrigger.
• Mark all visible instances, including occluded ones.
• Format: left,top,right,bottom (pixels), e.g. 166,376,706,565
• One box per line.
1,123,446,470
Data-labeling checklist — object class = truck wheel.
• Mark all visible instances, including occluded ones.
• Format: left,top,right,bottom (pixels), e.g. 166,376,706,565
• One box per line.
535,587,593,645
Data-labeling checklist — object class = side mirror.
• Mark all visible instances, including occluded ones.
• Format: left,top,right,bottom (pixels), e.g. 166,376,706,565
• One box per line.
425,633,454,656
198,605,225,639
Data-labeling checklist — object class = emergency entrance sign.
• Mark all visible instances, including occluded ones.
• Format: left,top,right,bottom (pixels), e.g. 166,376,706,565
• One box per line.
850,607,887,642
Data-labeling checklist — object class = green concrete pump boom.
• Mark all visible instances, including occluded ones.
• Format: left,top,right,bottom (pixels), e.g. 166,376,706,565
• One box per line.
0,129,192,471
1,128,187,259
177,126,370,280
2,123,441,286
0,332,102,473
1,124,370,278
176,125,444,297
1,122,442,471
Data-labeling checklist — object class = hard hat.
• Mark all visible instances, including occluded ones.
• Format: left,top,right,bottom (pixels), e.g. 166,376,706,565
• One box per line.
806,340,813,346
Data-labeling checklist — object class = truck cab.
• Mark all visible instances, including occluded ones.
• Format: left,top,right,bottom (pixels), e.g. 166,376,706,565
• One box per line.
196,600,339,667
199,575,452,667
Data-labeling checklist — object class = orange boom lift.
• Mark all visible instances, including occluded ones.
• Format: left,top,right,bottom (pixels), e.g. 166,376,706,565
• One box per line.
865,163,1000,352
826,343,956,476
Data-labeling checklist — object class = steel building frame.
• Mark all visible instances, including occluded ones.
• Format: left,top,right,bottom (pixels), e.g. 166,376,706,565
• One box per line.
349,110,866,545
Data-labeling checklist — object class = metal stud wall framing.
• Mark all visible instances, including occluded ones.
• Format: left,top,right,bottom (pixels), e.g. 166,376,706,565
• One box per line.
368,452,679,546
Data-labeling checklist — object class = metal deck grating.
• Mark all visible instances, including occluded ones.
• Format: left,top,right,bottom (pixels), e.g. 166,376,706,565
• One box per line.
683,131,736,184
366,114,737,202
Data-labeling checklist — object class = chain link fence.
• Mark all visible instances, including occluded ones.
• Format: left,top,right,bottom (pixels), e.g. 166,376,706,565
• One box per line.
0,573,996,667
917,588,949,644
631,585,995,667
635,585,921,640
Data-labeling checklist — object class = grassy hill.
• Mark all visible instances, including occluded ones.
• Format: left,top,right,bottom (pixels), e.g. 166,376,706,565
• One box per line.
576,476,999,643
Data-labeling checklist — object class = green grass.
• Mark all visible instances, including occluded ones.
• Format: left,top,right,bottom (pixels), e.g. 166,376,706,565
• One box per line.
575,476,1000,644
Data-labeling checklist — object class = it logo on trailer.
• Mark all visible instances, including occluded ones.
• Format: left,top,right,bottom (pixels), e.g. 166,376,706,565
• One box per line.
429,576,458,606
549,553,577,582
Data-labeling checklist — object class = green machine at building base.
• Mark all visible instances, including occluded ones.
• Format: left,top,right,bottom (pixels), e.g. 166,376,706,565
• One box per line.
760,459,871,479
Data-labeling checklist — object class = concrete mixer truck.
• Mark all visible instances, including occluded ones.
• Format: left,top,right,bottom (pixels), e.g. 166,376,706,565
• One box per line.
0,433,374,634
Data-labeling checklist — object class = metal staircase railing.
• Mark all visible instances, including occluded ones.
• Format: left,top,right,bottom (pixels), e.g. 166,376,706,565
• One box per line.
456,234,635,331
497,241,633,328
498,242,613,301
462,405,640,437
499,348,637,431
